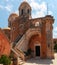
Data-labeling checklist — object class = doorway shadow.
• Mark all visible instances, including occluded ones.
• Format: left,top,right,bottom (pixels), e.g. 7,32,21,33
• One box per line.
26,58,53,65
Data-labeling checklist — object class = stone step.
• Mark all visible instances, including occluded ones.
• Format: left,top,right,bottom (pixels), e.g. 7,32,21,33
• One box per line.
18,58,25,65
19,61,24,65
18,61,24,65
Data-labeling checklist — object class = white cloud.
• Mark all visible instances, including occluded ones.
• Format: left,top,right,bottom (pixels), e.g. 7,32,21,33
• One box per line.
0,5,3,9
0,4,13,12
29,0,47,11
51,5,55,9
5,5,13,12
28,0,53,18
5,0,9,2
48,11,53,15
32,11,45,18
28,0,35,2
23,0,27,1
54,27,57,32
4,0,15,2
38,0,41,2
53,27,57,38
14,10,19,15
40,2,47,11
53,32,57,38
28,0,47,18
29,1,47,18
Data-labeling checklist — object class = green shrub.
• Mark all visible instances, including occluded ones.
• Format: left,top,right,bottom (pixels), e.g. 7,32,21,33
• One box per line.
0,55,11,65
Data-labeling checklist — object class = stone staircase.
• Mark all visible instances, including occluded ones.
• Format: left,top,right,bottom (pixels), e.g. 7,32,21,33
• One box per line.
15,28,41,52
14,47,25,60
11,48,25,65
11,28,40,65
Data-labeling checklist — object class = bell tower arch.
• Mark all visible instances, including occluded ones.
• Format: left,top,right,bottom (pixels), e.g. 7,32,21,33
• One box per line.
19,1,31,18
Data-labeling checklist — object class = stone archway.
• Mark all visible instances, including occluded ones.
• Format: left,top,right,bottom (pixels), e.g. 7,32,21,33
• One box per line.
28,34,41,57
15,28,47,58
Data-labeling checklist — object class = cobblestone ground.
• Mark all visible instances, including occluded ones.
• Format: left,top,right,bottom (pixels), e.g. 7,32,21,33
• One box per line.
23,53,57,65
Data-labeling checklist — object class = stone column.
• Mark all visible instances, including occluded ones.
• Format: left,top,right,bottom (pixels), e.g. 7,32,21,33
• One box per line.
41,21,47,58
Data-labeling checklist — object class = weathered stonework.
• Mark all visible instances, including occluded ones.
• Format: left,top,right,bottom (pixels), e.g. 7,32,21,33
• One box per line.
4,1,54,59
0,28,10,56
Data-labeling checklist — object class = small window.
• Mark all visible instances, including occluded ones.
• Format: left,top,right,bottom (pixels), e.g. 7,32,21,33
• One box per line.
28,9,29,14
35,22,39,27
21,9,23,15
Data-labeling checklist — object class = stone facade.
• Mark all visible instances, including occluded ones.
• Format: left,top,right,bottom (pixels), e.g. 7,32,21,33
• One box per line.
4,1,54,59
0,28,10,56
3,27,11,40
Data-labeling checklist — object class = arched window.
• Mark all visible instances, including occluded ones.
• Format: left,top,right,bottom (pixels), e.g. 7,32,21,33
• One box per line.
21,9,23,15
27,9,29,14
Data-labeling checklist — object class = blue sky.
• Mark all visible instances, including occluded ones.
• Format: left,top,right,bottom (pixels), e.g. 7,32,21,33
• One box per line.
0,0,57,38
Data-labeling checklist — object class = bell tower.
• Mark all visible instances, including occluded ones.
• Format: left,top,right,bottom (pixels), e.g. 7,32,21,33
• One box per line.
19,1,31,18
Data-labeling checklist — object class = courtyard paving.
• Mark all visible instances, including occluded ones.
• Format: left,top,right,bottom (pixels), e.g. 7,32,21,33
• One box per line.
23,53,57,65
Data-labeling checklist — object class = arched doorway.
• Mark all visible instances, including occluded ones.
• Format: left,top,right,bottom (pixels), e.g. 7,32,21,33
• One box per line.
28,34,41,58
